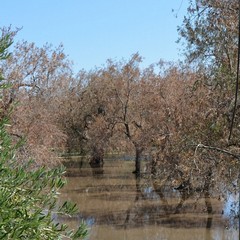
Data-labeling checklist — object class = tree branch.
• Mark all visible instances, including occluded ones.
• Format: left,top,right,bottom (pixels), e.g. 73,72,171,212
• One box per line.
194,143,240,160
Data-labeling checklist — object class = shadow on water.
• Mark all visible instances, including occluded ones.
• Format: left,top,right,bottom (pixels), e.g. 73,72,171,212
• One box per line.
58,158,239,240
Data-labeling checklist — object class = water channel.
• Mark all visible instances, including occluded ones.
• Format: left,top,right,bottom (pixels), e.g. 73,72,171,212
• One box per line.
58,157,239,240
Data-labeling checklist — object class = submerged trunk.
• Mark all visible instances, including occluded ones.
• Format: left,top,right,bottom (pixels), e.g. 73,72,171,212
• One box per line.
204,169,213,229
133,146,143,176
89,146,104,168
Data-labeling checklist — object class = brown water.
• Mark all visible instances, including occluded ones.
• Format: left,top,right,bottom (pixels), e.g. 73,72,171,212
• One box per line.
58,158,239,240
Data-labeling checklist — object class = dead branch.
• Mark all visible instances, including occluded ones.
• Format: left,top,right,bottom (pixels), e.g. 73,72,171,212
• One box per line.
194,143,240,160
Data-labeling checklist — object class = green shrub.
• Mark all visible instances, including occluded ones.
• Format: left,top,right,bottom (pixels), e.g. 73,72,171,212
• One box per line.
0,30,88,240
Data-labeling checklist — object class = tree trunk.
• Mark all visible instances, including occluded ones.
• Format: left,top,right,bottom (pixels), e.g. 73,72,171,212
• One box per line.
133,146,143,176
89,146,104,168
204,169,213,229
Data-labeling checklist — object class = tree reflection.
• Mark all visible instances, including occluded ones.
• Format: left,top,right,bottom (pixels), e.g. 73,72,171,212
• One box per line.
60,159,238,239
91,166,104,176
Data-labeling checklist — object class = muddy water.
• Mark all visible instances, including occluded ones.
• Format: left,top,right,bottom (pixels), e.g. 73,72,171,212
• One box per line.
58,158,239,240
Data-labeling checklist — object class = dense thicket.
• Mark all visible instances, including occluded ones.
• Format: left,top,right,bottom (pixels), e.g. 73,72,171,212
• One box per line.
178,0,240,142
0,0,239,200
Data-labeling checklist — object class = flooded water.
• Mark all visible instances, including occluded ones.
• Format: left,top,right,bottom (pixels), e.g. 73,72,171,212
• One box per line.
58,158,239,240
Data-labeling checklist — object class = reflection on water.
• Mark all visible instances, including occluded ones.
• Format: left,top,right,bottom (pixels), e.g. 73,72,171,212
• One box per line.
58,159,239,240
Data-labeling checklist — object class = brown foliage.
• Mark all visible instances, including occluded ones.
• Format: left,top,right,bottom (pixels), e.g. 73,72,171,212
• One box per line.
0,41,72,165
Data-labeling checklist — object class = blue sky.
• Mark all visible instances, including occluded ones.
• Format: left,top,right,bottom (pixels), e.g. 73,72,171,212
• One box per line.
1,0,188,72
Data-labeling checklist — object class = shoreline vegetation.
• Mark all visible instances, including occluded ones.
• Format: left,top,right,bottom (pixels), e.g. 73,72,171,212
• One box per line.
0,31,88,239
